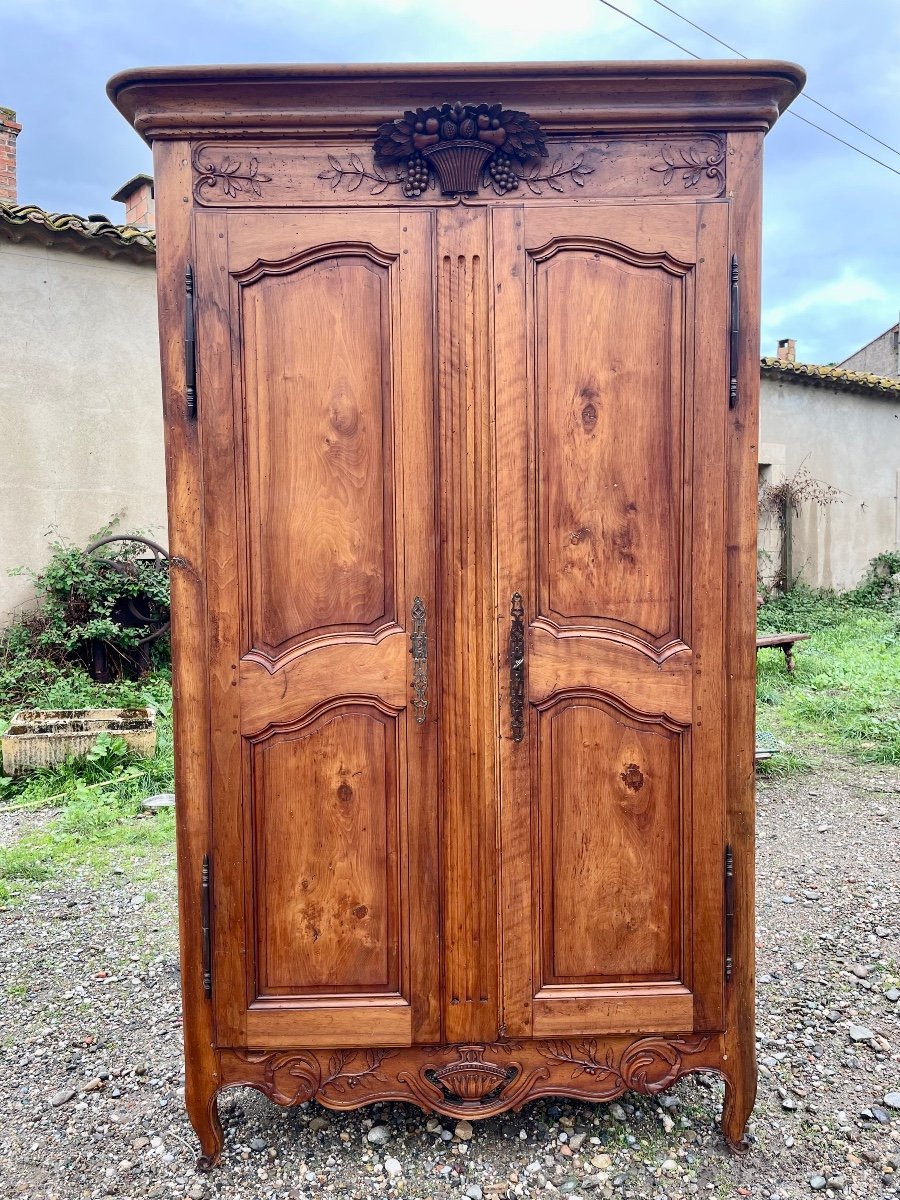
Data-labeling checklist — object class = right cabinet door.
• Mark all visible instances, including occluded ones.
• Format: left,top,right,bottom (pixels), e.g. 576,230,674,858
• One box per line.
494,200,730,1039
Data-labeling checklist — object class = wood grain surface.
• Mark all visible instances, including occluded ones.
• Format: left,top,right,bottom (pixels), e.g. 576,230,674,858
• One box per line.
110,60,804,1166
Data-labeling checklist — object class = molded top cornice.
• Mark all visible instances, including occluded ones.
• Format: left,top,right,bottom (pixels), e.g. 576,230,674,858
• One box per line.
107,59,805,143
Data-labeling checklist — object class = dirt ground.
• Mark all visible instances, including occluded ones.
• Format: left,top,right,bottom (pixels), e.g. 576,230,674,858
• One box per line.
1,751,898,1199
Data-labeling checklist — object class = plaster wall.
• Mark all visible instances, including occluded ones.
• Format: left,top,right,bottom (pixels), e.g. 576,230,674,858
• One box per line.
0,238,165,620
758,376,900,592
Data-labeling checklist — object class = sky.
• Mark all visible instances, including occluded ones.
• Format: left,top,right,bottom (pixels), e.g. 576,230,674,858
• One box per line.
2,0,899,365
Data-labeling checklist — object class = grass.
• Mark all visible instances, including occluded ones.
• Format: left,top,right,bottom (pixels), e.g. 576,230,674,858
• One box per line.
756,585,900,771
0,666,175,903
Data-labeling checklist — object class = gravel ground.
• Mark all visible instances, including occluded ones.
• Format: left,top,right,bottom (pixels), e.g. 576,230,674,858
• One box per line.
1,751,898,1200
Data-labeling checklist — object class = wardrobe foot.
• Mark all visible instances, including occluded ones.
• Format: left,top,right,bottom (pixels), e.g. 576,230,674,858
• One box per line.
721,1072,754,1154
188,1084,224,1170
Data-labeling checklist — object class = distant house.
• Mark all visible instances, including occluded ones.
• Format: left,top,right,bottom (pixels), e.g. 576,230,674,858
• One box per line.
758,338,900,593
0,108,164,621
838,319,900,379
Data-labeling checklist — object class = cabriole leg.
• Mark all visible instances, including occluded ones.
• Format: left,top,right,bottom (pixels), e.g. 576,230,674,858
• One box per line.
187,1077,224,1170
721,1068,755,1153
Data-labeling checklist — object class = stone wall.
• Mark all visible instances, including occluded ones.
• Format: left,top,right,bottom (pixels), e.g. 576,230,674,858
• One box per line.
839,323,900,379
0,238,165,621
759,375,899,592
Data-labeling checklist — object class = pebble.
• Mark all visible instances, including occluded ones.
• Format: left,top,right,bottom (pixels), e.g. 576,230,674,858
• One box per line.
249,1136,267,1152
809,1176,827,1191
366,1125,391,1145
609,1103,627,1122
384,1156,402,1177
465,1186,483,1200
849,1024,874,1042
455,1119,474,1141
885,1092,900,1110
48,1088,76,1108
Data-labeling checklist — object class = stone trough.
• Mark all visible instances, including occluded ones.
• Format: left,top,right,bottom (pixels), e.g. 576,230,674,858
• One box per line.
1,707,156,776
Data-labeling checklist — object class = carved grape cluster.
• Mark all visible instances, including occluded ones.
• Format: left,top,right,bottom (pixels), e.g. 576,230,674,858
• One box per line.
402,152,430,198
488,152,520,194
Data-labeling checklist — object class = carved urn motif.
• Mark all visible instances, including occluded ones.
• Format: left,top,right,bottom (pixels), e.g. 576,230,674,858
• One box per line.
373,101,547,196
423,1045,518,1104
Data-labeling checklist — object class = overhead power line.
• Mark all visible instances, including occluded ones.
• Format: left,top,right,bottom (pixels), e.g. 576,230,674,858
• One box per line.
647,0,900,161
594,0,900,180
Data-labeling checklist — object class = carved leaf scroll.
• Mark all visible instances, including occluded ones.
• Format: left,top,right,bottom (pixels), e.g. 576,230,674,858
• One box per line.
650,136,725,196
192,148,272,200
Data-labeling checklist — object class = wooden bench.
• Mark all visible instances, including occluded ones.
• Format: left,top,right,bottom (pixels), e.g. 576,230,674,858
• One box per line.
755,632,810,674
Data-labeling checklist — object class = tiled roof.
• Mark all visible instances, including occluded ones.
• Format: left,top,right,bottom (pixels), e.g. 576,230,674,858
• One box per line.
0,201,155,260
761,356,900,397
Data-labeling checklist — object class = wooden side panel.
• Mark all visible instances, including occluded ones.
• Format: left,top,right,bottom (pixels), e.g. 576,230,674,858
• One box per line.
253,705,399,995
151,140,223,1165
534,246,683,641
541,698,681,983
721,130,766,1149
241,252,395,656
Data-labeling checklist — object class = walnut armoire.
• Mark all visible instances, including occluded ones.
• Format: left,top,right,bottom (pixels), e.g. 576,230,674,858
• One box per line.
108,60,804,1167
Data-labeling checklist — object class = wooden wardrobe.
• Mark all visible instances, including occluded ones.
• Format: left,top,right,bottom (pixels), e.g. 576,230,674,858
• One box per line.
109,60,804,1167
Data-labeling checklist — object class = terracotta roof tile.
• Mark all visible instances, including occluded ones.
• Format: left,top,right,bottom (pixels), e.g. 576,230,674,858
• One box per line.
761,356,900,397
0,201,155,259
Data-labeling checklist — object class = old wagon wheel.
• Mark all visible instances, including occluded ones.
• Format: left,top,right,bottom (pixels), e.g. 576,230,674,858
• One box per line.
85,534,171,644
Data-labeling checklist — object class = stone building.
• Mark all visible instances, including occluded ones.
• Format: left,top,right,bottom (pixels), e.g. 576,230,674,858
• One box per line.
0,108,164,620
838,319,900,379
758,338,900,593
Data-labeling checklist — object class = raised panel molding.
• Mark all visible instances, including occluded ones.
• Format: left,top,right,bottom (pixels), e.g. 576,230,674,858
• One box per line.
237,244,399,662
249,699,403,999
534,692,687,987
531,237,690,646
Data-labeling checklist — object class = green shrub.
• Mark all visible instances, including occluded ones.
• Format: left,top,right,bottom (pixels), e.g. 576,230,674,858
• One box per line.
1,519,170,707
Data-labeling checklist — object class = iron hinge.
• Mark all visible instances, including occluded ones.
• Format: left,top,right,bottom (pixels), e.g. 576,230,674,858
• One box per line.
724,843,735,982
184,264,197,420
728,254,740,409
201,853,212,999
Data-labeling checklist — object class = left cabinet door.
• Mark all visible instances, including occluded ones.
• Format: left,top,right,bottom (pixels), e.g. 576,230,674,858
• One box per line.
193,208,440,1049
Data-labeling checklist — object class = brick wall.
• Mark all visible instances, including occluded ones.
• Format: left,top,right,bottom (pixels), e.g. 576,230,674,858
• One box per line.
0,107,22,203
123,183,154,228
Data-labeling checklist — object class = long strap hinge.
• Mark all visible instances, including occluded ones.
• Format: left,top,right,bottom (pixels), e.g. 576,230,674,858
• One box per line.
728,254,740,410
724,843,735,982
185,264,197,420
201,853,212,999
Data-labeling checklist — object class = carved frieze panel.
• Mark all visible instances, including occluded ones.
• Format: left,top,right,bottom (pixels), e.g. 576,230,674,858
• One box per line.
191,134,726,207
219,1033,718,1119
